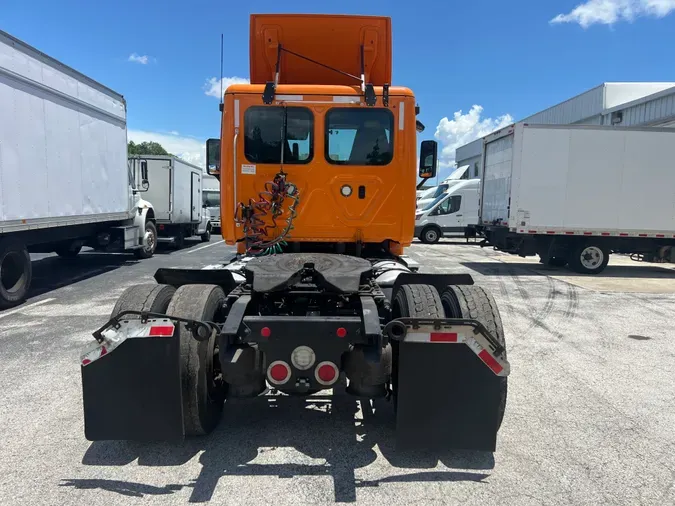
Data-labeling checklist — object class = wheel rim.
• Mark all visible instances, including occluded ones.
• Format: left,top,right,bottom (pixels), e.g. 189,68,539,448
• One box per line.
580,246,603,269
144,228,156,252
425,229,438,242
0,252,25,294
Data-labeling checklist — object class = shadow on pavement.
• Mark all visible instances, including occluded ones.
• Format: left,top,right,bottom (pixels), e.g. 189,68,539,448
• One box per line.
26,252,137,300
462,260,675,279
73,392,494,503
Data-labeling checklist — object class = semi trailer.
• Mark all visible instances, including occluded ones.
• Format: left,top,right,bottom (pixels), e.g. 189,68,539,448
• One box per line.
128,156,212,246
79,14,510,452
0,30,157,309
476,123,675,274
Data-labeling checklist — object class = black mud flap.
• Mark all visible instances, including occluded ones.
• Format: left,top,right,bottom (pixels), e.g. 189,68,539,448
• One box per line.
81,335,184,441
396,341,502,452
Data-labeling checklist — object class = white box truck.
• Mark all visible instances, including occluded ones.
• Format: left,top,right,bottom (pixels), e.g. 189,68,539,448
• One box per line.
476,123,675,274
128,156,212,247
202,173,221,233
0,30,158,308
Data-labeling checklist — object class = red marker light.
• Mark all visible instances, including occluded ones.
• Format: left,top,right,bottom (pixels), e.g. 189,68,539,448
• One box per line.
261,327,271,338
336,327,347,338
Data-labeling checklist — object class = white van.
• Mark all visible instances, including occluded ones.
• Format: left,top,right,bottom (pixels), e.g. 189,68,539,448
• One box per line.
414,179,480,244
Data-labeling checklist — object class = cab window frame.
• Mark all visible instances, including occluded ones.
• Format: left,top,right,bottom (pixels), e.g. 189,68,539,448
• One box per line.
243,106,314,165
324,107,395,166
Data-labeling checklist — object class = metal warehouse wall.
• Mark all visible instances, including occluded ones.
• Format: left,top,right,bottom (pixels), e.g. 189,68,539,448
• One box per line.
600,86,675,127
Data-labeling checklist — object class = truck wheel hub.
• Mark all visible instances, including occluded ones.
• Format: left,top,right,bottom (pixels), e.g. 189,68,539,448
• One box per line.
580,247,602,268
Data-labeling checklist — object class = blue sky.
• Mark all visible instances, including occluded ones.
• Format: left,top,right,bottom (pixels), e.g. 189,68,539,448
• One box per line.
3,0,675,175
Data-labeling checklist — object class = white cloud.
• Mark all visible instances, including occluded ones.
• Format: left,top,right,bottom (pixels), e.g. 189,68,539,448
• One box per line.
551,0,675,27
128,130,205,168
128,53,150,65
434,105,513,168
204,76,249,98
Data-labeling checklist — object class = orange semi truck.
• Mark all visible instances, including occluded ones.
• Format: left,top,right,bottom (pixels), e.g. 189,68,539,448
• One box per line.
79,14,510,452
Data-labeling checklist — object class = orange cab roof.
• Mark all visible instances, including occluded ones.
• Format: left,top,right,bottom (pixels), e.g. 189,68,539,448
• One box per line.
249,14,392,86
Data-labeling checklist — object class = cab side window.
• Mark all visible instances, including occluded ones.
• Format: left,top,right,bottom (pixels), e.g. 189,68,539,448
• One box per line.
325,108,394,165
435,195,461,215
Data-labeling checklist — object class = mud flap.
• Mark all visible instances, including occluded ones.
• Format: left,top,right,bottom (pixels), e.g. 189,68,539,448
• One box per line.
81,335,184,441
395,341,502,452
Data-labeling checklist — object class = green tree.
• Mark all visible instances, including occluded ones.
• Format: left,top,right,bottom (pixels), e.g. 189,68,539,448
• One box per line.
128,141,172,156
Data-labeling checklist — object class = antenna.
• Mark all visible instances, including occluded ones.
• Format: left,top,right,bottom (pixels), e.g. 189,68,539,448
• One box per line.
219,33,224,108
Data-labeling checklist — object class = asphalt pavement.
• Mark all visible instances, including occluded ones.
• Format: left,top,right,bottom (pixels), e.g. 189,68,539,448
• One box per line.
1,237,674,505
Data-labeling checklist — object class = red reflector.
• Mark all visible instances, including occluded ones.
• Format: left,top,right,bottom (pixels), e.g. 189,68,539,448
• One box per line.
478,349,503,375
430,332,458,342
317,364,337,383
584,232,593,235
82,359,91,366
528,230,537,234
656,234,665,238
601,232,610,236
620,233,629,237
639,234,647,237
100,346,107,357
546,231,555,234
565,231,574,235
269,363,288,382
336,327,347,338
261,327,271,338
149,325,174,337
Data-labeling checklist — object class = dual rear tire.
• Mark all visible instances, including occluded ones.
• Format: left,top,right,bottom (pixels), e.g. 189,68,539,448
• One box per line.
111,283,226,436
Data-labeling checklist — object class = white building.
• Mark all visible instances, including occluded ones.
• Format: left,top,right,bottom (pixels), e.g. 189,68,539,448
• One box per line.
456,82,675,175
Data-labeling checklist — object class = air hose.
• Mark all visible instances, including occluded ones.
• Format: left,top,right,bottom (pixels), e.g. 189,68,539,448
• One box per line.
235,170,300,255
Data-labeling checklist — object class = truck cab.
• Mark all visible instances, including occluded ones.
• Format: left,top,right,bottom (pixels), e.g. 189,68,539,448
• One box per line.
205,14,436,257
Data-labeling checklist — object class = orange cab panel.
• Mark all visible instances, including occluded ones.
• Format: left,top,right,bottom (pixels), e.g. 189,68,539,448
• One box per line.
218,85,417,252
249,14,391,86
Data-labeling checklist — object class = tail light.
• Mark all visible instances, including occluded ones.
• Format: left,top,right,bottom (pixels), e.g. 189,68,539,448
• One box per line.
267,361,291,385
315,361,339,386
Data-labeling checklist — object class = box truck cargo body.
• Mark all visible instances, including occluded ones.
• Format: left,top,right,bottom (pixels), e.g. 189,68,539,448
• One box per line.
477,123,675,274
0,30,157,308
128,156,212,246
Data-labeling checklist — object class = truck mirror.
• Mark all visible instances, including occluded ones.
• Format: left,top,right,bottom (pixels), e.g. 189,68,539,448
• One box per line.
206,138,221,175
140,160,149,189
419,140,438,179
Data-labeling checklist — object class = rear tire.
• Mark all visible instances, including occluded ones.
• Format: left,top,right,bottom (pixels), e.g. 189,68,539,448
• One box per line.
568,242,609,275
55,243,82,258
0,239,31,309
110,283,176,320
200,226,211,243
167,284,226,436
441,285,507,430
391,284,444,411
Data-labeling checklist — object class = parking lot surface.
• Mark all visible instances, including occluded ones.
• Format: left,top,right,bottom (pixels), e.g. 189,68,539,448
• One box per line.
1,238,674,505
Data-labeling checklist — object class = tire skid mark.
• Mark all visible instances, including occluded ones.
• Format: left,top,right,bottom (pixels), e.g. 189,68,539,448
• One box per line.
508,266,564,340
563,282,579,321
